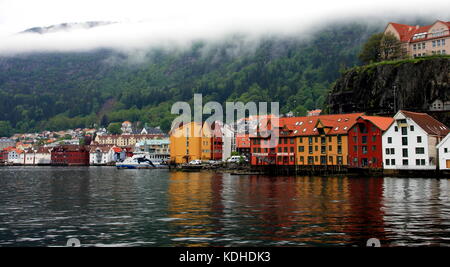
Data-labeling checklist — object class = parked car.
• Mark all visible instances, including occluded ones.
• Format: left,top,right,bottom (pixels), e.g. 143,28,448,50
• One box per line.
188,159,202,165
207,160,221,165
227,155,243,163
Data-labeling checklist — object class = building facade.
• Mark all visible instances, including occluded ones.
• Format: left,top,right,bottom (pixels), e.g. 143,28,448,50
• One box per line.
382,110,449,171
348,116,394,169
169,122,213,164
51,145,90,166
384,20,450,58
437,133,450,170
94,133,167,147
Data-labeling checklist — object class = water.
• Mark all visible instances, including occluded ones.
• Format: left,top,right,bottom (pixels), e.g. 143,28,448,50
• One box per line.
0,166,449,247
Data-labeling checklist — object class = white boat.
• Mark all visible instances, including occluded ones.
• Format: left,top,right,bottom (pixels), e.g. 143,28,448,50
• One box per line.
116,155,166,169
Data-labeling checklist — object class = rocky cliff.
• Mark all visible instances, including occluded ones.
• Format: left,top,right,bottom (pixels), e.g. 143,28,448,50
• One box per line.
326,56,450,125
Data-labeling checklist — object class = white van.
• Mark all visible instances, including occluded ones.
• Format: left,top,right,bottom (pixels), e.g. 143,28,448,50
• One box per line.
227,156,243,163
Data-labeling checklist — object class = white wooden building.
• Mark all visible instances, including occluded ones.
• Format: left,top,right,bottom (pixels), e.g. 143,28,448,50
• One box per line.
382,110,449,170
437,133,450,170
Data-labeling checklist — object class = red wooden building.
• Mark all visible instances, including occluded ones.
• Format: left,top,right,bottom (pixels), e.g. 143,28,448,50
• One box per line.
250,117,298,166
51,145,90,166
347,116,394,169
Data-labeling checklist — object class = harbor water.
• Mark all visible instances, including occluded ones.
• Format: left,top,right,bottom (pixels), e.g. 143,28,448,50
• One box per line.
0,166,449,247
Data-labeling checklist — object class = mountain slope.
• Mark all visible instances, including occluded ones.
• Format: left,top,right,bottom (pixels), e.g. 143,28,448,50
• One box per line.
0,22,381,134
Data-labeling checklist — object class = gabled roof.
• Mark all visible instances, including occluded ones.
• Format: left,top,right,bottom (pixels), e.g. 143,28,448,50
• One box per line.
400,110,450,136
437,133,450,148
387,20,450,43
358,116,394,131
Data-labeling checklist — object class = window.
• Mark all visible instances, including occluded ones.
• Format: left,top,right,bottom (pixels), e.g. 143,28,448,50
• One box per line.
402,137,408,146
309,146,313,154
401,127,407,135
386,159,390,166
300,156,304,162
329,145,332,151
284,147,288,153
299,137,303,143
391,159,396,165
284,139,288,144
417,136,422,143
388,137,392,144
308,137,313,144
372,145,376,151
354,146,358,152
415,147,425,154
402,148,408,157
390,148,395,154
315,146,318,151
362,136,367,144
290,139,294,144
338,145,342,154
337,135,342,144
372,136,377,142
410,125,414,131
362,146,368,154
403,159,408,166
416,159,426,166
290,147,294,153
278,147,282,152
395,126,398,132
337,156,343,165
298,146,304,152
353,136,357,143
321,137,326,144
432,40,436,47
386,148,390,154
445,148,448,153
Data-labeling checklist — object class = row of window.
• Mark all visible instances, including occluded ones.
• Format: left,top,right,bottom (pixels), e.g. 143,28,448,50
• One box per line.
432,39,446,47
385,147,425,155
413,50,446,57
431,50,447,55
385,158,427,166
298,155,344,165
387,135,422,144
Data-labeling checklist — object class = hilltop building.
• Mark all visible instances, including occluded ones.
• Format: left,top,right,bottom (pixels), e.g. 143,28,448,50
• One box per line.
384,20,449,58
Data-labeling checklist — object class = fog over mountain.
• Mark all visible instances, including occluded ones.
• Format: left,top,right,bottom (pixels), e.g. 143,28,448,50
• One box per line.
0,0,449,55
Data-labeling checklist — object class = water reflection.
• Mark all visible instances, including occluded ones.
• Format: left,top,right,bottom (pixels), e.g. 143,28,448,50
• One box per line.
0,167,449,246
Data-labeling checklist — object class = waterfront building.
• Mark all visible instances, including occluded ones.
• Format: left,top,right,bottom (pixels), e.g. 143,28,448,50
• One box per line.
295,113,363,167
250,113,364,168
169,121,214,164
94,133,166,147
135,139,170,162
384,20,450,58
236,134,251,158
51,145,90,166
19,147,52,165
382,110,449,171
436,133,450,170
347,116,394,170
89,145,118,165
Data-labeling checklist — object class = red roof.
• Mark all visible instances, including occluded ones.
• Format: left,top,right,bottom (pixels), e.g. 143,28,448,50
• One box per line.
264,113,364,137
388,20,450,43
359,116,394,131
400,110,450,136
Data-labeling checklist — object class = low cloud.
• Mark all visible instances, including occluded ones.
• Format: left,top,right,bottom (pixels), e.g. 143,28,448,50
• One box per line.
0,0,448,56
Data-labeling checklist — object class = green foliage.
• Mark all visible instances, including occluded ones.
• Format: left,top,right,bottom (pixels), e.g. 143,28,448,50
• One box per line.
359,33,384,64
0,121,13,137
0,23,382,133
107,122,122,134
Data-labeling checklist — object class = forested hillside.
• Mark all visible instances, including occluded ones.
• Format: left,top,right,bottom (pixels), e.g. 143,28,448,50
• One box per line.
0,22,381,134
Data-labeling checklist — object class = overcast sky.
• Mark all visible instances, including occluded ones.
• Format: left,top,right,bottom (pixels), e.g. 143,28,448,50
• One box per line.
0,0,449,54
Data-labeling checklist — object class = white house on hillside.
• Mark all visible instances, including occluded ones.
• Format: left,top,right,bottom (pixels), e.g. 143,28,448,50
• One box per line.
437,133,450,170
382,110,449,170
